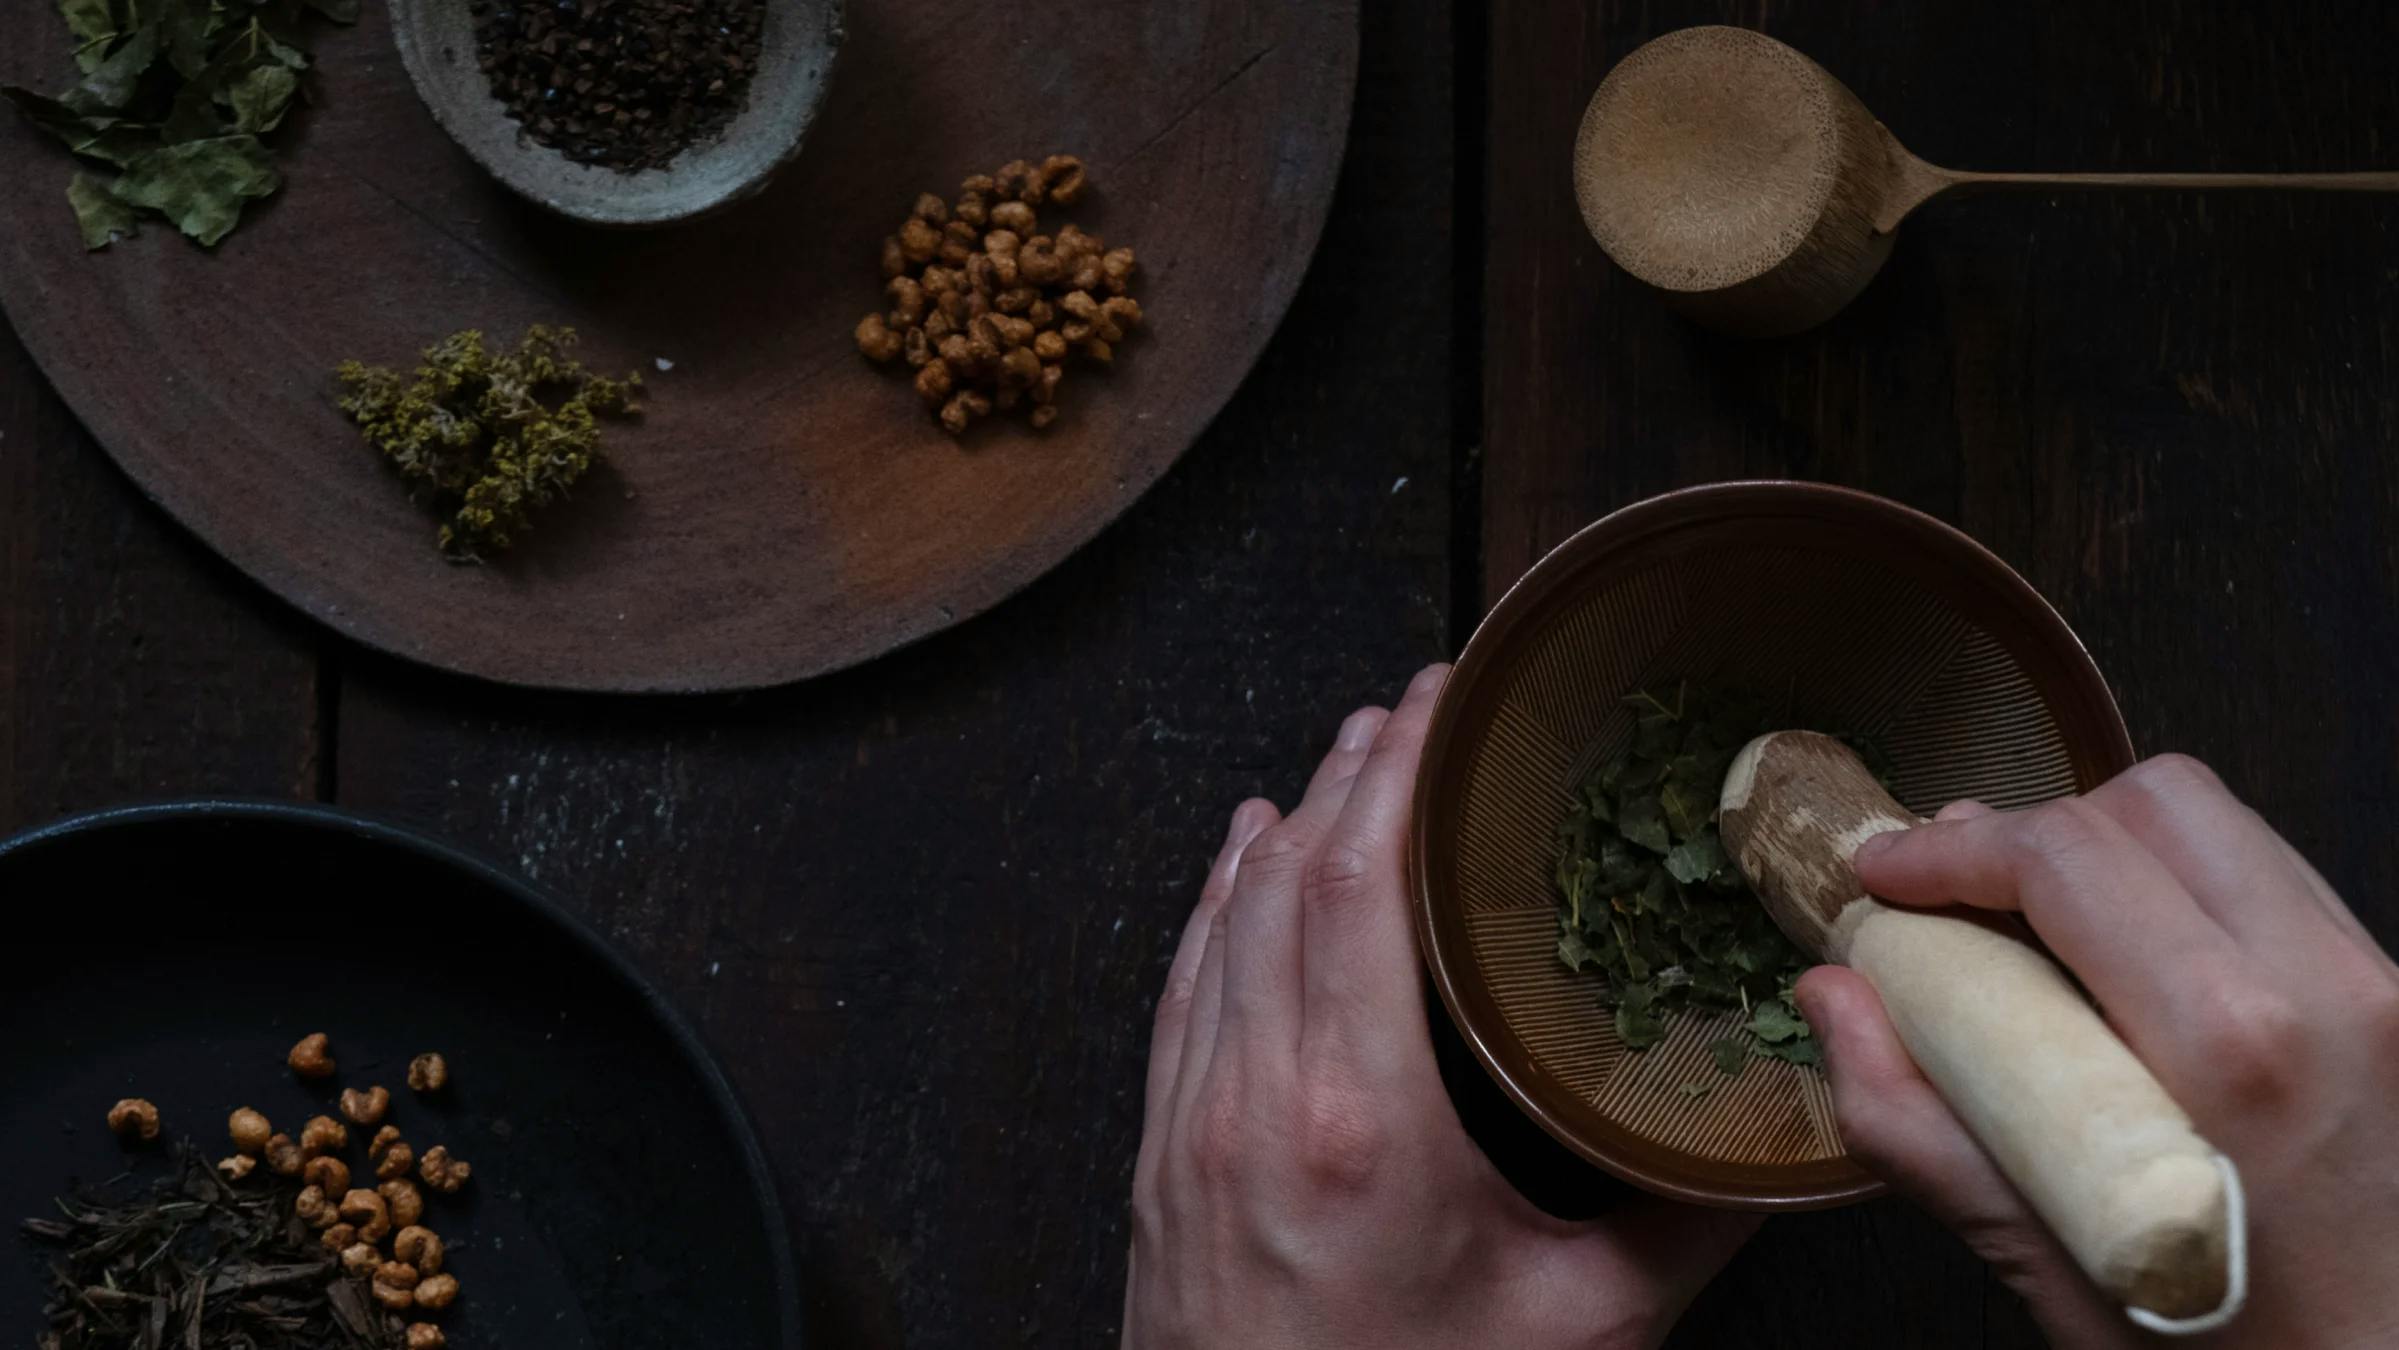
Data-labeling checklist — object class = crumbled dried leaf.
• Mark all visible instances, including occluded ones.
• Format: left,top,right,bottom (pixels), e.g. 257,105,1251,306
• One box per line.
67,171,137,248
112,135,278,246
5,0,352,250
336,325,643,559
1556,683,1889,1074
227,63,298,133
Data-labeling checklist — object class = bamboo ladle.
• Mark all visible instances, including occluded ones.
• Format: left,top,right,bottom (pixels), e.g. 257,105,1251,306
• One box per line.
1572,25,2399,335
1720,732,2244,1334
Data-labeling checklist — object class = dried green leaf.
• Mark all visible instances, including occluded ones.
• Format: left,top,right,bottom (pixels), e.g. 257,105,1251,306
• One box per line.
162,0,217,78
1708,1036,1749,1077
160,71,225,143
67,171,137,248
4,86,146,164
60,19,158,114
1658,774,1710,842
60,0,120,71
226,63,297,132
112,135,278,245
1555,684,1891,1072
1664,832,1725,886
1747,998,1806,1045
1617,792,1670,855
1614,997,1665,1051
1557,927,1594,971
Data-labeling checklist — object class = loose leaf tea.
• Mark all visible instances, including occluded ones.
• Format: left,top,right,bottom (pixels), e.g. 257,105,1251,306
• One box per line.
24,1144,404,1350
470,0,766,173
4,0,355,249
1554,683,1886,1074
336,325,643,560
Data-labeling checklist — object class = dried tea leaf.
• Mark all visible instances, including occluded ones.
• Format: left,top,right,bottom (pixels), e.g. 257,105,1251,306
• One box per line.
113,135,278,245
1747,998,1806,1045
1557,927,1595,971
1658,775,1710,842
1555,684,1887,1070
4,87,147,164
61,19,159,114
1616,792,1670,855
68,170,137,248
1614,996,1665,1051
1663,832,1725,886
11,0,350,250
60,0,119,70
227,63,298,133
162,0,217,79
1708,1036,1749,1077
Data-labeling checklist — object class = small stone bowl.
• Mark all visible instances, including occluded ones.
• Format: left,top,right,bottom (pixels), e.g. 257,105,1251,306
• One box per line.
389,0,845,228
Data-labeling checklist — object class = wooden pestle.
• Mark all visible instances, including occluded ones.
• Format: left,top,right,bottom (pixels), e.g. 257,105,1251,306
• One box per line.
1720,731,2242,1331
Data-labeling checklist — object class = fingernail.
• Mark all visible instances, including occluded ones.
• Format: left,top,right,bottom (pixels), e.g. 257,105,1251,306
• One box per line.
1226,801,1268,842
1337,710,1379,751
1407,663,1451,698
1853,829,1898,865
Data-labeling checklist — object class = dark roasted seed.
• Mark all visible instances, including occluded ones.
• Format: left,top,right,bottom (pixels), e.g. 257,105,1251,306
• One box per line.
469,0,766,173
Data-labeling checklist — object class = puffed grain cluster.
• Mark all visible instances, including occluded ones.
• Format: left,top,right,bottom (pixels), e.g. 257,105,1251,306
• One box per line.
854,155,1145,434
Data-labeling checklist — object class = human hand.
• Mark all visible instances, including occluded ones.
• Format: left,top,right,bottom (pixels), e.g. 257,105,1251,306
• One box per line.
1799,754,2399,1348
1123,665,1757,1350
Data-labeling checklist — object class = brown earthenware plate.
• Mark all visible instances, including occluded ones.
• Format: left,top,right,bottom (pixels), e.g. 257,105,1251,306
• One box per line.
1411,482,2136,1209
0,2,1357,691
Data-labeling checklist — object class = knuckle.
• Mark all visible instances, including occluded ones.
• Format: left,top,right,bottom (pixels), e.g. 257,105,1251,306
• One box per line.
1301,840,1376,912
2015,797,2115,871
1187,1088,1250,1185
2199,987,2306,1110
1239,823,1315,876
1293,1086,1386,1192
2125,752,2225,801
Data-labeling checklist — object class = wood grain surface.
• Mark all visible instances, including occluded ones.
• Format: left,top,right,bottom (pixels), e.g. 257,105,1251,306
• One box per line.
1488,3,2399,1345
7,0,2399,1346
0,0,1356,691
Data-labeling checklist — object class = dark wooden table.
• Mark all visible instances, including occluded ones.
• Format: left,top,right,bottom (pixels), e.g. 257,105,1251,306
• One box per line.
5,2,2395,1345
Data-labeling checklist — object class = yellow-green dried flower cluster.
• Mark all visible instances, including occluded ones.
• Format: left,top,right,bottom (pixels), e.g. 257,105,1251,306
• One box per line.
336,325,641,560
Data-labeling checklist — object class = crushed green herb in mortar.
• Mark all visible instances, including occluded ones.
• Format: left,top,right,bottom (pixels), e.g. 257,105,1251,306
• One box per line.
5,0,358,249
336,325,642,560
1554,682,1889,1076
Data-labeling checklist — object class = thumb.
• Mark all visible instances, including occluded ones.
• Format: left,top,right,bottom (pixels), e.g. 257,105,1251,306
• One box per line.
1525,1199,1759,1349
1795,967,2135,1345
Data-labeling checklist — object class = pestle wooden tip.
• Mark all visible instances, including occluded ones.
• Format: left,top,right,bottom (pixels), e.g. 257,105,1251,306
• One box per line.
1719,731,1917,963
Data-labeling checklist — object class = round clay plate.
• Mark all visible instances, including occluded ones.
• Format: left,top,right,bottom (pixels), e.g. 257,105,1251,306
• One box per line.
1412,483,2136,1208
0,3,1358,691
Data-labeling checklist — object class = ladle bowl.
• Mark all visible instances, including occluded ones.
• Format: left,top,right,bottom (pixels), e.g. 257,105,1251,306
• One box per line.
1572,26,2399,336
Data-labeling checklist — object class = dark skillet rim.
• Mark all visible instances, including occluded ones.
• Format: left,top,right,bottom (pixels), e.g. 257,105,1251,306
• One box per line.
0,799,804,1349
1410,480,2136,1210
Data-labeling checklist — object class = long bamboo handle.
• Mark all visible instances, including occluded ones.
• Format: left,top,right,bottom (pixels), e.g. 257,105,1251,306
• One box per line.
1837,899,2237,1327
1720,732,2244,1332
1874,136,2399,231
1955,170,2399,192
